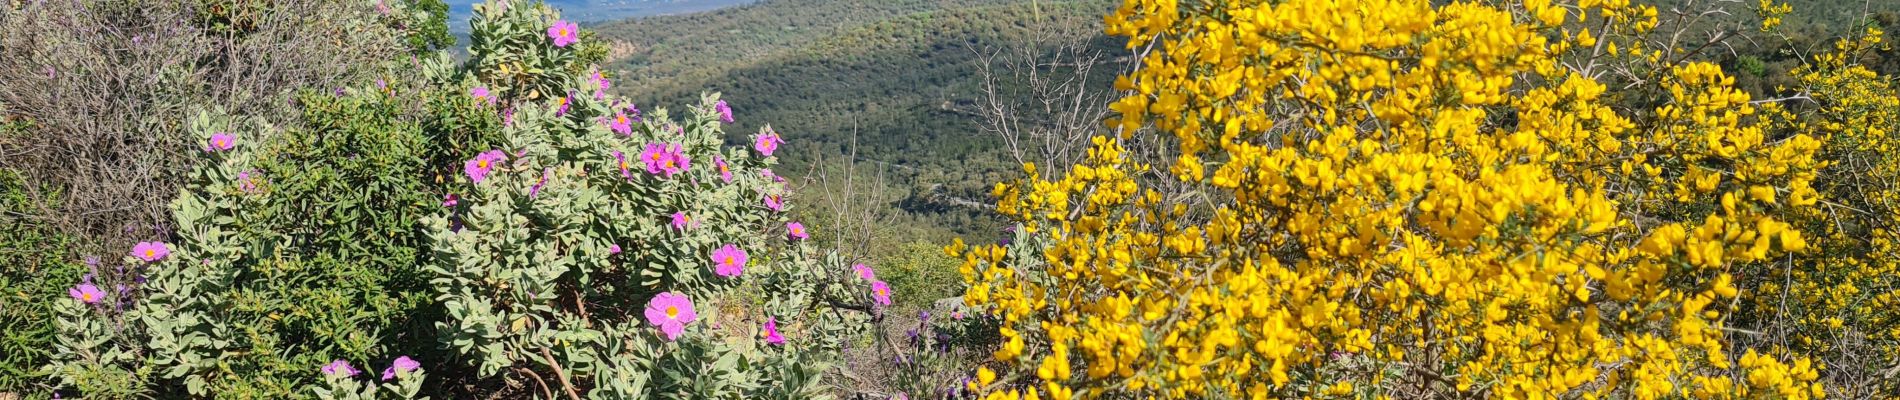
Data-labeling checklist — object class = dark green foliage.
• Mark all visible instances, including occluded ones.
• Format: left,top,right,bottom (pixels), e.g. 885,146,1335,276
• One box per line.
877,241,962,311
0,169,83,398
418,83,507,182
398,0,456,54
177,89,446,397
1738,55,1768,77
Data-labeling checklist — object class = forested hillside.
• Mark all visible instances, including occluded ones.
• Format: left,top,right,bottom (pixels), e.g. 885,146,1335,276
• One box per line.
594,0,1120,242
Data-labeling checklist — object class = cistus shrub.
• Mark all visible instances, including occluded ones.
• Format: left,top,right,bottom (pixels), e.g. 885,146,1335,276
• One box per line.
42,90,443,398
422,2,885,397
950,0,1900,399
35,0,897,397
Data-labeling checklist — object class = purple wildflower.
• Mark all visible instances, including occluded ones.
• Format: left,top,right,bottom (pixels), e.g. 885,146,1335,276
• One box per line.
529,167,552,198
321,359,359,377
643,292,697,341
714,100,733,123
607,111,634,135
670,212,694,231
380,356,420,381
663,144,690,176
871,281,893,306
714,156,733,183
237,170,260,193
762,317,784,345
753,128,784,156
471,86,493,105
590,71,611,99
764,193,785,212
711,244,747,277
463,150,505,183
639,144,667,175
640,143,689,177
442,193,458,207
554,91,573,116
786,222,808,241
614,150,633,179
130,242,169,263
206,133,235,152
69,284,105,304
547,20,579,48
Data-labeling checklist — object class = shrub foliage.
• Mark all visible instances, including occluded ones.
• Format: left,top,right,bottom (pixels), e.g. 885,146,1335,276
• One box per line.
950,0,1900,398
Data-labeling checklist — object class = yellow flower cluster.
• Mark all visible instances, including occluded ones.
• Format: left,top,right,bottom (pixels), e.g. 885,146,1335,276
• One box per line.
1743,26,1900,391
948,0,1900,398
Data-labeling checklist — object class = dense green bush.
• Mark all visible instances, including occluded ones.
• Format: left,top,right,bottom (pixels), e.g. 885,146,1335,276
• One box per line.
0,170,84,398
41,89,448,398
877,241,963,311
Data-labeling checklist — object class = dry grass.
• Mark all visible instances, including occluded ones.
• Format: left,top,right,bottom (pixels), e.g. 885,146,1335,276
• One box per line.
0,0,404,252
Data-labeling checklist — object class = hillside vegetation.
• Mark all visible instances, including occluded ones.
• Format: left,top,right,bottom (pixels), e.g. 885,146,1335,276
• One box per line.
6,0,1900,398
595,0,1121,242
595,0,1899,244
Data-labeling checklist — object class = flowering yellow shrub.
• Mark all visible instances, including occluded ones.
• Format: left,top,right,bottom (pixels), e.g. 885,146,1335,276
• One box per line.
947,0,1900,398
1746,26,1900,392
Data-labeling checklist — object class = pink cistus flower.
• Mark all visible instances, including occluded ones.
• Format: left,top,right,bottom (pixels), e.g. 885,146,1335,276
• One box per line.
321,359,359,377
762,317,784,345
714,156,733,183
529,167,552,198
606,110,634,135
130,242,169,263
590,71,611,100
442,193,458,208
871,280,893,306
661,144,690,176
380,356,420,381
613,150,634,179
69,283,105,304
206,133,235,152
464,149,505,183
763,193,785,212
786,222,809,240
237,170,260,193
639,143,689,177
853,264,875,281
643,292,697,341
714,100,733,123
470,86,494,105
711,244,747,277
752,128,784,156
670,212,694,231
547,20,579,48
608,244,622,255
553,91,573,116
